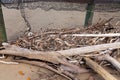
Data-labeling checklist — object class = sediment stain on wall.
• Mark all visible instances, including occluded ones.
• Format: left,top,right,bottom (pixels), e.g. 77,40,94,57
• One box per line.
1,1,120,41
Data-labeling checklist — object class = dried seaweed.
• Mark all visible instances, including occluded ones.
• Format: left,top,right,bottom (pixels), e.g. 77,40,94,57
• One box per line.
11,18,119,51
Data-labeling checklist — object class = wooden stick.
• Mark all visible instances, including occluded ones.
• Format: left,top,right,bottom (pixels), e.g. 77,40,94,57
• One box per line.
84,57,117,80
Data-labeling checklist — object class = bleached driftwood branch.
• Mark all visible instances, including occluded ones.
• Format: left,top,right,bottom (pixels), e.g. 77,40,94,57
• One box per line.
0,42,120,61
0,42,120,77
0,42,120,59
0,42,120,73
0,43,88,74
58,42,120,56
64,33,120,37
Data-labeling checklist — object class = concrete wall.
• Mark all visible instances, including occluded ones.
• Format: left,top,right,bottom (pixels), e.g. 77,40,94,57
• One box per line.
2,2,120,41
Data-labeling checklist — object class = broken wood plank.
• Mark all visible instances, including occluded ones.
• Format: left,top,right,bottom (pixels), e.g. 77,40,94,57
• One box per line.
84,57,118,80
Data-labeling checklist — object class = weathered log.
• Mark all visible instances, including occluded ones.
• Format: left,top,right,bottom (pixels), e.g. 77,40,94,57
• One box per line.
0,44,88,74
1,42,120,57
0,42,120,74
0,42,119,64
84,57,117,80
0,44,60,64
58,42,120,56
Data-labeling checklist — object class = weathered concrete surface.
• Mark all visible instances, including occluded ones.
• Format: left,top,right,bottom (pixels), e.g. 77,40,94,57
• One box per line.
2,5,120,41
2,6,86,41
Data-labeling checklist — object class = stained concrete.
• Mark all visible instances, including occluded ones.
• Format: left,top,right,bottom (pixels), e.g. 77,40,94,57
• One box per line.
1,3,120,41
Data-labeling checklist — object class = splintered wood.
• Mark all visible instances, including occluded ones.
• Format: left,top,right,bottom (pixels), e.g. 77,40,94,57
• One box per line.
0,18,120,80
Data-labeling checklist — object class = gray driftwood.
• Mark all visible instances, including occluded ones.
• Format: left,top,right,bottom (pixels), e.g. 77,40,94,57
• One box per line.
0,42,120,74
0,44,88,74
1,42,120,57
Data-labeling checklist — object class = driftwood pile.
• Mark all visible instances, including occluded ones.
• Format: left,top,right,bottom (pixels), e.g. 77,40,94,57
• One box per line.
0,18,120,80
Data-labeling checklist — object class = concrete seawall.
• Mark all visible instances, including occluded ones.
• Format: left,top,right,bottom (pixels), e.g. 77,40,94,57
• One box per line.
1,3,120,41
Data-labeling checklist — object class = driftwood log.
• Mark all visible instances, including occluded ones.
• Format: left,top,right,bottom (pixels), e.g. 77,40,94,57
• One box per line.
0,42,119,66
0,42,120,74
84,57,118,80
58,42,120,56
0,43,88,74
1,42,120,58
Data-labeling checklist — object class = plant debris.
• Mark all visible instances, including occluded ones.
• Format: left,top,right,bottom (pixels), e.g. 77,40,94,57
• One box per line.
0,18,120,80
11,18,119,51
